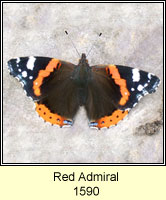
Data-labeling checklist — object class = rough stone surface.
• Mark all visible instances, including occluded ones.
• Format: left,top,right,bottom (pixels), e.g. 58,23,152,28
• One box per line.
3,3,163,163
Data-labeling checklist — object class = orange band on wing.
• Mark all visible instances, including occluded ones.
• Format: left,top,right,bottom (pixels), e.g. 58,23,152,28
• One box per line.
35,103,70,127
106,65,130,106
95,109,128,129
33,59,61,96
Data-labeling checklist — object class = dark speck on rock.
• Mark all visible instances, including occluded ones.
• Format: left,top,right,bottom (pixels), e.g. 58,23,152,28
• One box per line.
135,120,163,136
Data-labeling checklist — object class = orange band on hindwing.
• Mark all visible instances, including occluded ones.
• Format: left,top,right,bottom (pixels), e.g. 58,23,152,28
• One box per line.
106,65,130,106
96,109,128,129
33,59,61,96
35,103,71,127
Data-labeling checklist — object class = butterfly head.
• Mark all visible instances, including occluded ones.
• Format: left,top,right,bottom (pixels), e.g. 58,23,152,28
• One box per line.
79,53,88,65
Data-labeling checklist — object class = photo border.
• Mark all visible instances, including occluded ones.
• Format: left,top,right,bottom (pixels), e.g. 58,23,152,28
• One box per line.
1,0,165,166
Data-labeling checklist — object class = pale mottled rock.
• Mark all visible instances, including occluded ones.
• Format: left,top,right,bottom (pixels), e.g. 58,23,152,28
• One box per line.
3,3,163,163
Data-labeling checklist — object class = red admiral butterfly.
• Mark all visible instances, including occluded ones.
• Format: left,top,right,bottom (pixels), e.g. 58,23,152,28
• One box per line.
8,54,160,129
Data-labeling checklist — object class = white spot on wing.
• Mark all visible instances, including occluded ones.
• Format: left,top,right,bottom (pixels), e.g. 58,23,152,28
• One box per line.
137,94,143,101
90,126,98,130
63,120,73,126
29,76,33,79
137,84,144,91
16,57,20,64
22,71,27,78
28,96,33,100
148,73,152,79
89,122,99,129
20,81,24,86
131,88,135,91
133,103,137,107
132,69,140,82
27,56,36,70
142,90,148,95
63,125,72,128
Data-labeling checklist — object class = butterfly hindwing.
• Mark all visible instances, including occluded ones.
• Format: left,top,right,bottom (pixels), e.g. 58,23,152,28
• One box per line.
85,66,122,120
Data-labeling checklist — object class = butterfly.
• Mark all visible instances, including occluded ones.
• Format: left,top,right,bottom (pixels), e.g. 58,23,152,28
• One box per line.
7,53,160,129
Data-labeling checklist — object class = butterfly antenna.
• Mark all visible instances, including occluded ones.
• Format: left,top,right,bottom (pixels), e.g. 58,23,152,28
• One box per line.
87,33,102,57
65,31,81,57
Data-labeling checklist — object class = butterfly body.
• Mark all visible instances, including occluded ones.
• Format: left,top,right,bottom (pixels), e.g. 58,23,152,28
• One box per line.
8,54,160,129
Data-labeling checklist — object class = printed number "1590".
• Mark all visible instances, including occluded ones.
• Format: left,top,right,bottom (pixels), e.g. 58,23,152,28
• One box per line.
74,186,99,196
